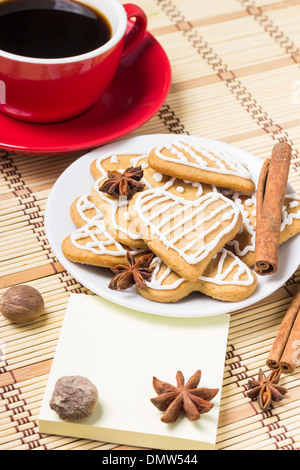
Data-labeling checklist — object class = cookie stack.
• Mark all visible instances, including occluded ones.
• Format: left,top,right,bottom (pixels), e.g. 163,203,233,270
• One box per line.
62,137,300,303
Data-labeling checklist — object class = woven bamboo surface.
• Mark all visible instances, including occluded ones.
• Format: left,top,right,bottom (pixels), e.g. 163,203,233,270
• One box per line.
1,0,300,451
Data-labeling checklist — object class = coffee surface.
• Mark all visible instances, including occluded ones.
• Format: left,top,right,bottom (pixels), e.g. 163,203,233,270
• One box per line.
0,0,112,59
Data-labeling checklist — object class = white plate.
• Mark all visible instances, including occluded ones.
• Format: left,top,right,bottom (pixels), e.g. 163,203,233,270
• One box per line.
45,134,300,318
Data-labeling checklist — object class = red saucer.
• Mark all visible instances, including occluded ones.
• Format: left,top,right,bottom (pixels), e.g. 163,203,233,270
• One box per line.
0,32,171,155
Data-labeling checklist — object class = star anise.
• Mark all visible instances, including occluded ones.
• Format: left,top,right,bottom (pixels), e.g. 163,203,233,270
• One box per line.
247,368,288,412
99,166,145,198
150,370,219,424
108,252,155,291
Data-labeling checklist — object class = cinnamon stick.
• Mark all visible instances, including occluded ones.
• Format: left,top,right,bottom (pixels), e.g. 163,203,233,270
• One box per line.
254,142,292,276
267,284,300,374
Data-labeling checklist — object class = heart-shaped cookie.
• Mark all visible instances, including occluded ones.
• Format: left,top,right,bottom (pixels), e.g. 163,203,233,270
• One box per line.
62,196,148,268
90,152,213,248
129,189,243,281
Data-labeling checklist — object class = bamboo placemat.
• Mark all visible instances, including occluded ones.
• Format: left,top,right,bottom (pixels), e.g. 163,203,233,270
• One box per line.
1,0,300,451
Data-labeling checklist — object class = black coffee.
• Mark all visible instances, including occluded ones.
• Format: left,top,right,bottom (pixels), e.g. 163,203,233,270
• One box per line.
0,0,112,59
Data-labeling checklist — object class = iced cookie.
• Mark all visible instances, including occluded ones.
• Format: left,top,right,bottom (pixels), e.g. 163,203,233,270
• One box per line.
226,191,300,266
128,189,243,281
148,137,255,195
61,219,149,268
62,193,148,268
90,152,213,248
137,249,257,303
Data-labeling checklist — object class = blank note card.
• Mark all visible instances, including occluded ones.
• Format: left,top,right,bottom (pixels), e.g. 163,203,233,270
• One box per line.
38,294,229,450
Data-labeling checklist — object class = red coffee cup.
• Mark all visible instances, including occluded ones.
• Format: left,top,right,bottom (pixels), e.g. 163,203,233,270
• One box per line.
0,0,147,123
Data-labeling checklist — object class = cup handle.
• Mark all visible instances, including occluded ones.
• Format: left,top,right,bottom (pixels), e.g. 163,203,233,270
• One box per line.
122,4,148,57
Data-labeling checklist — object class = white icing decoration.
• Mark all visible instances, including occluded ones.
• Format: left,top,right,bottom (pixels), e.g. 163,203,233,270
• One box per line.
289,200,299,209
281,193,300,231
222,212,232,221
226,193,257,257
176,186,185,194
147,258,185,290
245,198,254,207
110,155,119,164
199,249,255,286
134,189,240,265
156,137,253,180
153,172,163,183
70,215,146,258
123,211,130,221
71,219,128,256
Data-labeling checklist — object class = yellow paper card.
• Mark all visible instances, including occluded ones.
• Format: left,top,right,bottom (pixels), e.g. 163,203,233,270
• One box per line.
38,294,229,450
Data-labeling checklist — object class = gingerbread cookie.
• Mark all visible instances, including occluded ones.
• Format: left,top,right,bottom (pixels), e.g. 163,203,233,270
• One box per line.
137,248,257,303
226,191,300,266
148,137,255,195
90,152,213,249
128,188,243,281
62,193,148,268
62,220,147,268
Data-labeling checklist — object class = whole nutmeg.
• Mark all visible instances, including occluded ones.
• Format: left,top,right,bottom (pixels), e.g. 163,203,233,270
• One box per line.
0,285,44,324
50,376,99,421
